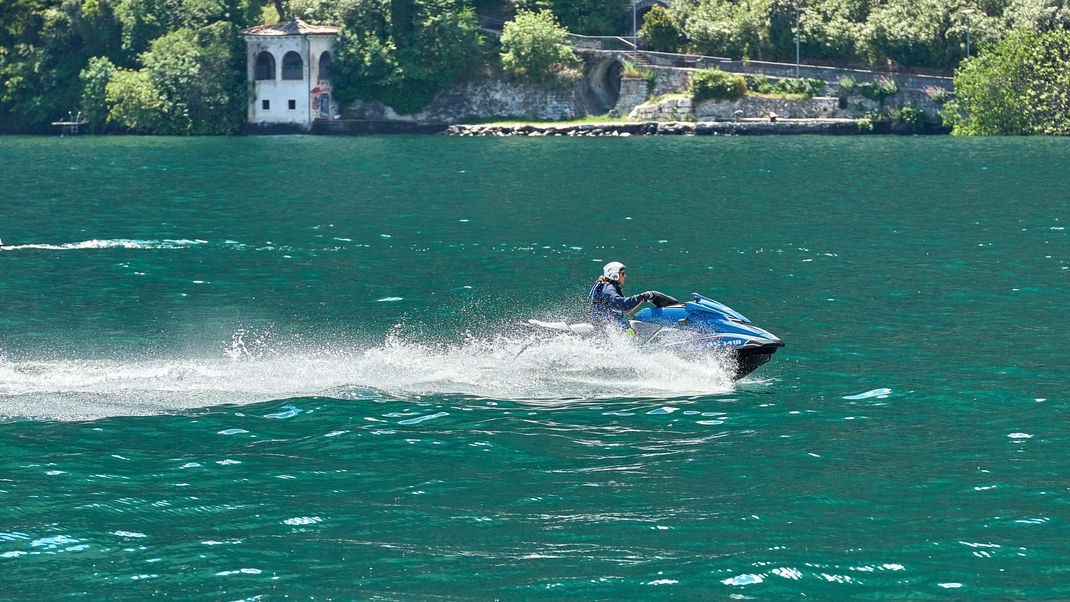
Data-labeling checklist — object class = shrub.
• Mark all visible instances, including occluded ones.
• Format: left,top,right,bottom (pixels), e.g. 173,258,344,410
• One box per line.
745,74,825,98
621,60,656,90
500,10,578,82
747,74,772,92
924,86,951,105
775,77,826,97
688,68,747,102
638,5,683,53
837,75,857,97
858,77,898,106
892,105,927,133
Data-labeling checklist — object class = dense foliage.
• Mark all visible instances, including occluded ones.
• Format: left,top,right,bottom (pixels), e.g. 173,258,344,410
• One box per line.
944,29,1070,135
746,74,826,97
104,24,246,133
499,9,577,82
2,0,1069,133
511,0,628,36
672,0,1070,70
0,0,259,132
688,68,747,102
330,0,484,115
638,5,682,53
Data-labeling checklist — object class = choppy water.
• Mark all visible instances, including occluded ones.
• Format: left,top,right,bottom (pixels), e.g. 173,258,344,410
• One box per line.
1,135,1067,598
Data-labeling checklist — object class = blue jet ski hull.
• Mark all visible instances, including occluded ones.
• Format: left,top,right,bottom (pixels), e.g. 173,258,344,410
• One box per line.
631,292,784,379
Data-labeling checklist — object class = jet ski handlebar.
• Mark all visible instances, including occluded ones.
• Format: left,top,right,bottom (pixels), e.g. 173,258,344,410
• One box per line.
647,291,680,308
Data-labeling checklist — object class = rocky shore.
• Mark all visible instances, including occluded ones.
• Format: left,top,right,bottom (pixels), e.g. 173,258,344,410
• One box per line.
445,118,873,136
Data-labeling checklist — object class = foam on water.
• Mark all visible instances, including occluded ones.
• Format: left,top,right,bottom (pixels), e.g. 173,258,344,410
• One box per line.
0,329,737,421
0,239,208,251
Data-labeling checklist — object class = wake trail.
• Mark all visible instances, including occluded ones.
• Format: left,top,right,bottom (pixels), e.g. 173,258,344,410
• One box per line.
0,330,737,421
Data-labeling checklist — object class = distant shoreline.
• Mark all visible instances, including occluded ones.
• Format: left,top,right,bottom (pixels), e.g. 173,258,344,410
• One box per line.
7,117,950,137
440,119,945,136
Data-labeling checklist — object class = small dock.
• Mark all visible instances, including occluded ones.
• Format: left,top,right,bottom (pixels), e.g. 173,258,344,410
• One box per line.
52,112,87,135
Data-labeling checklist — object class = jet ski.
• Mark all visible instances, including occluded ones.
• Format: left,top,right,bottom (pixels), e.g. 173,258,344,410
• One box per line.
631,292,783,379
526,292,783,379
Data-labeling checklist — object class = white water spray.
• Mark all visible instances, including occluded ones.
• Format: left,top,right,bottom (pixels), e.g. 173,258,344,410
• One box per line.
0,328,738,421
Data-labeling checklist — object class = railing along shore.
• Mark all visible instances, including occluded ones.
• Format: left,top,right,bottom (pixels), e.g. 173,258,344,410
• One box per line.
478,18,953,91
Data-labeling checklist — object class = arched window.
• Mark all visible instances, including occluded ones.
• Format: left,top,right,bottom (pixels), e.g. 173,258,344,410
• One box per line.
318,51,331,82
282,51,303,80
254,51,275,80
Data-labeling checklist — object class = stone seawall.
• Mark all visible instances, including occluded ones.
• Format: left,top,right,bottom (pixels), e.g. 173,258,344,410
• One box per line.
445,119,877,136
345,78,594,124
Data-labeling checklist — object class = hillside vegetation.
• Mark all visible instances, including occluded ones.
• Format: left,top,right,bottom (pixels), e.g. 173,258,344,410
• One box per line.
1,0,1067,134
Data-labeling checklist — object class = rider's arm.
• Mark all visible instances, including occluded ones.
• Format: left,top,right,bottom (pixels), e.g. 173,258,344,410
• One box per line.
603,287,649,312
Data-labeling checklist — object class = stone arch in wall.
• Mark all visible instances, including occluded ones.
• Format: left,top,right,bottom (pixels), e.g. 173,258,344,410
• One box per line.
584,56,623,115
634,0,671,10
255,51,275,80
634,0,672,32
282,51,304,80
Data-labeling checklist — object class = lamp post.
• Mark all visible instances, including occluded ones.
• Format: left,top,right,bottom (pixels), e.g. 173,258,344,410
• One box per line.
794,1,801,77
962,8,976,59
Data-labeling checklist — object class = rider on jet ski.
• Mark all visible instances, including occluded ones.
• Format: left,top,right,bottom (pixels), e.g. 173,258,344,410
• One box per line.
588,261,656,332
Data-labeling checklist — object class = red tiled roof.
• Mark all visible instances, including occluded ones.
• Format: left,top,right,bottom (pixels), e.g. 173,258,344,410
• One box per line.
241,18,338,36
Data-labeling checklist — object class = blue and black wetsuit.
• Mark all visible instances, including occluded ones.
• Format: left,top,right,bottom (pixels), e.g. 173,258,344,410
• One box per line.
588,280,648,330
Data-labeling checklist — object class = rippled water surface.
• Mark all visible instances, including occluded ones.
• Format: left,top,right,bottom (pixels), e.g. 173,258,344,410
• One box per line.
1,135,1068,599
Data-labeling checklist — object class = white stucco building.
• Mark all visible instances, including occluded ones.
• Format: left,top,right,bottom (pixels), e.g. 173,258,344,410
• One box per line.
240,19,339,130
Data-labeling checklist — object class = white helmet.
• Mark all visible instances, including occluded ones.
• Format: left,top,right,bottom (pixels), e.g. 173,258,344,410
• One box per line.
603,261,626,281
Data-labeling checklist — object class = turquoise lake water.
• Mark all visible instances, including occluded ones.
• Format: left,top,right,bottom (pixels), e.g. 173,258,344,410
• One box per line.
0,135,1067,598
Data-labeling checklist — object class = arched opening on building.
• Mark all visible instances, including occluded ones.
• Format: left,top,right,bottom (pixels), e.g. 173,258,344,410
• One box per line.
318,51,331,82
282,51,304,80
255,51,275,80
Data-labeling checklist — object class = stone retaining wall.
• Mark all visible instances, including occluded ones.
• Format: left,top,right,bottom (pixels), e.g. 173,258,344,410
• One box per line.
613,77,649,116
338,62,946,129
631,95,841,120
628,90,943,121
445,120,872,136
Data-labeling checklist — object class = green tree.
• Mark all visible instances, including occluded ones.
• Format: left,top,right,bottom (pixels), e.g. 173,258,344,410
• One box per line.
512,0,628,35
679,0,769,59
638,5,682,53
858,0,970,69
142,23,245,133
79,55,117,131
0,0,116,131
103,23,245,133
499,9,577,81
1003,0,1070,32
767,0,797,61
105,67,168,131
113,0,262,60
945,29,1070,135
332,0,483,114
797,1,866,64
